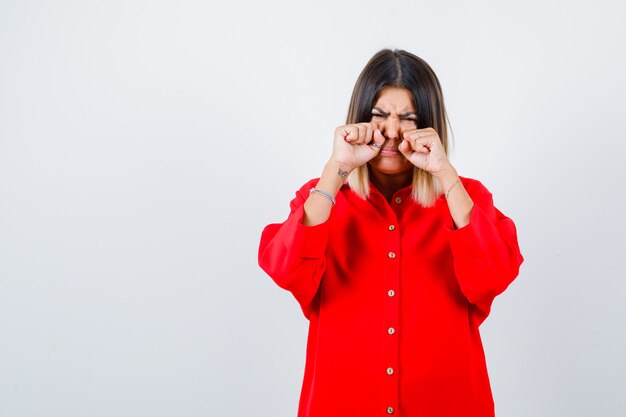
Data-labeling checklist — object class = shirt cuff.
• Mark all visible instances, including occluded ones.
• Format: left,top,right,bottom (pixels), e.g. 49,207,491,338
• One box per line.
283,204,329,259
445,202,497,259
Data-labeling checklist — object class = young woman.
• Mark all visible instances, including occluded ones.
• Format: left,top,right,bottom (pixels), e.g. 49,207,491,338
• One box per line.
258,48,524,417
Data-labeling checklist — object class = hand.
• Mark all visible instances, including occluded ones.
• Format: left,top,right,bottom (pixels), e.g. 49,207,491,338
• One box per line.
330,123,386,173
398,128,452,177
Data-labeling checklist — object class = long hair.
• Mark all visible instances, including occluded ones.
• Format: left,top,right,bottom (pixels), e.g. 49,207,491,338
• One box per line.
346,49,453,207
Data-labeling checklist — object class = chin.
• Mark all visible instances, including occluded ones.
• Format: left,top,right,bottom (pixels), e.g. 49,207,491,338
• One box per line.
369,159,413,176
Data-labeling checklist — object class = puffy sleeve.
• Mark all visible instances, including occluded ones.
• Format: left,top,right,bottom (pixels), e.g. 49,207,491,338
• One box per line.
258,179,329,319
445,179,524,326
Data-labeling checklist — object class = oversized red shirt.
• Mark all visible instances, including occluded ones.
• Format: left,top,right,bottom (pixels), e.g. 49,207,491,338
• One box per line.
258,176,524,417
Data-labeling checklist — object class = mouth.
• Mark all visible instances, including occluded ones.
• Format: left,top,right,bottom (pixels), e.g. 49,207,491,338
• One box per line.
380,147,401,156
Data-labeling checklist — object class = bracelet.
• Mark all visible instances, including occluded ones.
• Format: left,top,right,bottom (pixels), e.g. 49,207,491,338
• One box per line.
309,187,336,206
445,179,461,200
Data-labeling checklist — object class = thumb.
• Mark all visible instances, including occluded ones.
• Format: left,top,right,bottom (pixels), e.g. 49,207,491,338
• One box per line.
399,139,413,158
398,139,425,169
371,128,385,148
400,139,428,169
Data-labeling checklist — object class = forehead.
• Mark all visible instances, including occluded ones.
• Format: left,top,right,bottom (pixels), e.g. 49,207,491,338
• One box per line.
373,87,415,112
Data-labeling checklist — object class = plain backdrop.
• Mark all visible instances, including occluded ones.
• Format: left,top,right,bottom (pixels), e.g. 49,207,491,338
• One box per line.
1,0,625,416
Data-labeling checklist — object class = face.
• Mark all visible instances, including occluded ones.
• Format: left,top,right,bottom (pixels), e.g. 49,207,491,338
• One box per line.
369,87,417,176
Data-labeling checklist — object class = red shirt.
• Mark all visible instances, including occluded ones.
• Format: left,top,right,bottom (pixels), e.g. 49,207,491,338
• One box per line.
258,176,524,417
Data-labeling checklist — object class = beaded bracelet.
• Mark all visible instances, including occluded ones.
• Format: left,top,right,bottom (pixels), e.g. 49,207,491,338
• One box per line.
445,179,461,200
309,187,336,206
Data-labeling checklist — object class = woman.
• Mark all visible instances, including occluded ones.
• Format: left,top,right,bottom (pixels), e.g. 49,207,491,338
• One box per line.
258,49,524,417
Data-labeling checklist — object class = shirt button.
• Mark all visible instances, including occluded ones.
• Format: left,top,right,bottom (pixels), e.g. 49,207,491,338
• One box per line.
387,289,395,297
388,224,395,231
387,406,395,414
388,327,395,335
386,367,394,375
388,251,396,259
394,197,402,204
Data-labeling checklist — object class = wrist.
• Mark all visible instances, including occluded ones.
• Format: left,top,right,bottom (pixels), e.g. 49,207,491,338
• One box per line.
326,159,353,180
327,158,354,172
435,164,459,189
315,160,350,198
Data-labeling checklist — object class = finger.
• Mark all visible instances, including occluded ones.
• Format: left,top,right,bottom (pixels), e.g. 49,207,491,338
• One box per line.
368,128,385,151
398,139,413,158
356,123,369,143
371,121,382,135
410,136,423,151
404,131,433,153
344,125,359,142
400,136,421,152
362,123,374,143
355,124,367,144
402,129,418,142
404,130,429,142
403,128,434,141
411,127,435,135
400,139,427,169
373,128,385,146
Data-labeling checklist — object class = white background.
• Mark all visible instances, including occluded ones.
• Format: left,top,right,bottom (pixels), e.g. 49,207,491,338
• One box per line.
1,1,625,416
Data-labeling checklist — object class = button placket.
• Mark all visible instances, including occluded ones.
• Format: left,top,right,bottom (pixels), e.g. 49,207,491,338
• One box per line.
383,209,400,416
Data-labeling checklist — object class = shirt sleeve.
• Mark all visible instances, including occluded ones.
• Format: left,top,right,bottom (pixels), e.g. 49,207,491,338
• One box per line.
258,179,329,319
445,179,524,325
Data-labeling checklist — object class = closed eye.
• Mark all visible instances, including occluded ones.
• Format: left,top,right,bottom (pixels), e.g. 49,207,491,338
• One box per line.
372,113,417,123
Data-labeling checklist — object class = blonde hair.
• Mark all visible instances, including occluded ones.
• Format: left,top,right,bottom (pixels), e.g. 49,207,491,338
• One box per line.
345,49,454,207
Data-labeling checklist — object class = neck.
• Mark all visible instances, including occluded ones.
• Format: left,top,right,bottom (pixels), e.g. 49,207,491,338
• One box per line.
368,166,413,202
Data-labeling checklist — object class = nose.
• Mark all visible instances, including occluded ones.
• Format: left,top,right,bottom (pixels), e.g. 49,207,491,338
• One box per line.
377,116,401,141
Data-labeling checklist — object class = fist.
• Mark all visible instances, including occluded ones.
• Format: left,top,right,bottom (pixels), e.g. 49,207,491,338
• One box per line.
398,128,451,177
330,123,386,173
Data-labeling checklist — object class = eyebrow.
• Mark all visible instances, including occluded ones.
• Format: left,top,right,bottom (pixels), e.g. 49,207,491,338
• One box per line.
372,107,417,117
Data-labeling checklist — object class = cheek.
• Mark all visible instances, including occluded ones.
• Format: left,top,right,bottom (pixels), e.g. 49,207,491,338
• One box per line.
401,121,416,130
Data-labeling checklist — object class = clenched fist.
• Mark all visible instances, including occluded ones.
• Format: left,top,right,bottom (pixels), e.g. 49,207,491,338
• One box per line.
330,123,386,173
398,128,452,177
